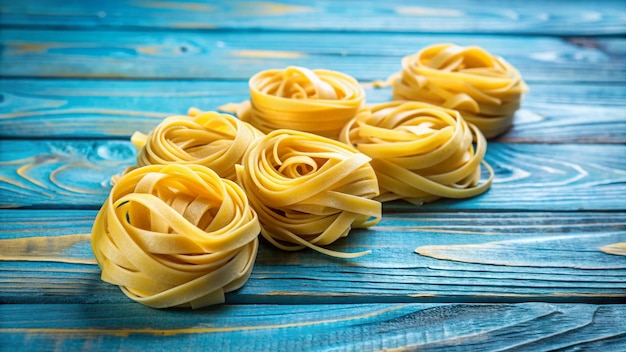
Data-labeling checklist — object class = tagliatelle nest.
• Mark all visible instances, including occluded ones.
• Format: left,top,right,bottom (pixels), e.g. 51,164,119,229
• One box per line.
340,101,493,205
223,66,365,140
236,129,381,258
91,164,260,309
381,43,528,138
131,110,264,181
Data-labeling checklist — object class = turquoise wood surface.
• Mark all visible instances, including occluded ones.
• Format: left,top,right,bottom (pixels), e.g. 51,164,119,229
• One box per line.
3,30,625,82
2,0,625,35
1,80,625,143
1,140,626,210
1,210,625,304
2,303,625,351
1,1,625,351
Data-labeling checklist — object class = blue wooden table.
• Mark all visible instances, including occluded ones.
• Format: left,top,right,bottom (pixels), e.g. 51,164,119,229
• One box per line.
1,1,625,350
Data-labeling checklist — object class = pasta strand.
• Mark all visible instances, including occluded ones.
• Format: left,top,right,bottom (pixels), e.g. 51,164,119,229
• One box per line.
340,101,493,205
92,164,260,309
132,111,264,181
237,129,381,257
224,66,365,140
380,43,528,138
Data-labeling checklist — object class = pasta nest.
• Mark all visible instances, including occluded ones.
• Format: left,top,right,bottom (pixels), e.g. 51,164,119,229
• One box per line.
340,101,493,205
231,66,365,140
236,129,381,258
131,111,264,181
387,43,528,138
91,164,260,309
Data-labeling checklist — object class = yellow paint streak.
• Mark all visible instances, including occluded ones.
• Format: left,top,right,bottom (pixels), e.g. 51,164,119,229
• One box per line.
0,304,407,336
375,222,626,235
6,42,101,54
134,45,161,56
0,167,55,198
231,50,306,59
0,234,96,265
0,176,40,194
235,2,314,16
599,242,626,256
49,162,105,195
134,1,215,11
7,42,52,54
395,6,464,17
0,108,169,119
17,163,51,190
407,293,438,298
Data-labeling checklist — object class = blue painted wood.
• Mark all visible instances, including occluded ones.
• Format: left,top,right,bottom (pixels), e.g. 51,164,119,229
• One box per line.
2,30,624,82
1,79,625,143
1,210,624,305
1,0,625,350
1,140,625,211
1,0,625,35
1,303,625,351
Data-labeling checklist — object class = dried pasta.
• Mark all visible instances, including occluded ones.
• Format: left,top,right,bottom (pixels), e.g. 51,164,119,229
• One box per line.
91,164,260,309
224,66,365,140
131,110,264,181
236,129,381,258
381,43,528,138
340,101,493,205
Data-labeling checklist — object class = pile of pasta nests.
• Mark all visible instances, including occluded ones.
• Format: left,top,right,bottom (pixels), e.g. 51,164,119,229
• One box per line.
91,43,528,308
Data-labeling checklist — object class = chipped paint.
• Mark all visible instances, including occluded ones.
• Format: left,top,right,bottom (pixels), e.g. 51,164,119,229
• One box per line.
0,234,95,264
416,233,626,269
599,242,626,256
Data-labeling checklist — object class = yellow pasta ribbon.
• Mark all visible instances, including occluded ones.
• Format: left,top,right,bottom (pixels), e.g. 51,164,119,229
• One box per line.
381,43,528,138
225,66,365,140
340,101,493,205
131,110,264,181
91,164,260,309
236,129,381,258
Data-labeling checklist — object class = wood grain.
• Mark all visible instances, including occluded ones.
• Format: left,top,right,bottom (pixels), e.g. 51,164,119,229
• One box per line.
1,210,624,304
2,140,625,210
1,303,625,352
2,0,625,35
1,79,625,143
1,1,625,350
2,29,624,82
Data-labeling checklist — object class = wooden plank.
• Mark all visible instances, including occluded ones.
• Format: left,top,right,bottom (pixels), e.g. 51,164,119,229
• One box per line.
1,303,625,351
1,79,625,143
1,140,625,210
1,0,625,35
1,210,624,305
2,29,625,82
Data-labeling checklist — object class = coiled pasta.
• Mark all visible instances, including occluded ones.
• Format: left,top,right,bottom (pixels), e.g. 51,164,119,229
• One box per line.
91,164,260,309
236,129,381,258
131,110,264,181
340,101,493,205
225,66,365,140
383,43,528,138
